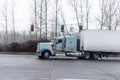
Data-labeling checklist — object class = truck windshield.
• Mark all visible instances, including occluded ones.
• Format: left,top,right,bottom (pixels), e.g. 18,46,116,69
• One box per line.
50,39,56,44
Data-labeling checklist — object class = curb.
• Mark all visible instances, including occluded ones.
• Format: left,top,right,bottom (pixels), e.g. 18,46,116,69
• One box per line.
0,52,36,55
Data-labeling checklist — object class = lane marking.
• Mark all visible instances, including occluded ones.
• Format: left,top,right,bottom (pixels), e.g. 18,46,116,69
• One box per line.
58,79,91,80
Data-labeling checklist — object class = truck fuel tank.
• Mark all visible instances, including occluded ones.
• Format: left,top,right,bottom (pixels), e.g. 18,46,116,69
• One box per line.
65,52,82,57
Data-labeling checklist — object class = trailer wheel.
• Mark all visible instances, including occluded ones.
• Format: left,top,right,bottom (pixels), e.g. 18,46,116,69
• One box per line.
42,51,50,59
84,52,91,59
92,53,99,60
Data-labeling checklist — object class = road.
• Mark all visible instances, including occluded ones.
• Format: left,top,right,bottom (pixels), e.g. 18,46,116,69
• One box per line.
0,54,120,80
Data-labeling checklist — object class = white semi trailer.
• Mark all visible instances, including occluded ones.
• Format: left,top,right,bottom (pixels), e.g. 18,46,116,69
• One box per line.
36,30,120,59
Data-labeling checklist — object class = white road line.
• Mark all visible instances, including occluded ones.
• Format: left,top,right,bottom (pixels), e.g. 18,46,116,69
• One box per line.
57,79,91,80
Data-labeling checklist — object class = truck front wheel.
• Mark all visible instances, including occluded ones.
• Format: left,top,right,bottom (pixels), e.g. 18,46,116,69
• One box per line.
42,51,50,59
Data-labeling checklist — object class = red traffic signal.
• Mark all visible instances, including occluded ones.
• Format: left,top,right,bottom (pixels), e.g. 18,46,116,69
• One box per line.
31,24,34,31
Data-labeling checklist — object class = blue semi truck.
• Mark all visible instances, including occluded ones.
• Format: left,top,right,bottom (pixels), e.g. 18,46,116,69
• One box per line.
36,30,120,60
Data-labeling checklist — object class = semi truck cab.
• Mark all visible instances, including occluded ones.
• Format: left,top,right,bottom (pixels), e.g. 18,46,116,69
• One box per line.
36,36,79,59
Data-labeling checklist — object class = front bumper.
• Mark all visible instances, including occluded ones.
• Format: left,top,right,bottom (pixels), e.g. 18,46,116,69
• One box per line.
36,52,41,57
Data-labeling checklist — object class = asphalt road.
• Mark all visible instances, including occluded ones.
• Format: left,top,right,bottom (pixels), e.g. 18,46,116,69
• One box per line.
0,54,120,80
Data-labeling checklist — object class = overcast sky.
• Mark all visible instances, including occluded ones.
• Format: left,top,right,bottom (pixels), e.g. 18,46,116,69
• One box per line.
0,0,99,32
0,0,31,32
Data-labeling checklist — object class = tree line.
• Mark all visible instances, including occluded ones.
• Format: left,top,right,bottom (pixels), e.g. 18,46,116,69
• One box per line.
31,0,120,40
0,0,120,45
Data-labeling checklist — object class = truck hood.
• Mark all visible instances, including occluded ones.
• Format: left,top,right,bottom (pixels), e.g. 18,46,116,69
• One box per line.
37,42,53,53
39,42,53,45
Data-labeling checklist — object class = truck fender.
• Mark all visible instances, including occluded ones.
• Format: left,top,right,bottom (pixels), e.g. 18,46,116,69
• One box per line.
40,48,52,56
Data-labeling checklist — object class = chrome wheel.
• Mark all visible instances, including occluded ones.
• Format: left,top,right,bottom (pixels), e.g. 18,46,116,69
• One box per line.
43,51,50,59
84,52,91,59
92,53,99,60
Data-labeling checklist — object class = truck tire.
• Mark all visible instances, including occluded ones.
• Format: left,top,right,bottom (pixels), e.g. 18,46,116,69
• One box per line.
42,51,50,59
38,56,42,59
84,52,91,59
92,53,99,60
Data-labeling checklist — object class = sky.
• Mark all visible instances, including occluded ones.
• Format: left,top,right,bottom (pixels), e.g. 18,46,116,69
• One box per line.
0,0,31,32
0,0,99,32
62,0,99,28
14,0,31,31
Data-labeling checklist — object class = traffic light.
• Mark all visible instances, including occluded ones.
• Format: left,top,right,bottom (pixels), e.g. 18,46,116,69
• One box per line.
79,25,83,32
31,24,34,31
61,25,64,32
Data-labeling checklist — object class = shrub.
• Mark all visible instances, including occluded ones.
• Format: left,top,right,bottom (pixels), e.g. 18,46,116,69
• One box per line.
9,42,21,52
20,40,37,52
0,39,50,52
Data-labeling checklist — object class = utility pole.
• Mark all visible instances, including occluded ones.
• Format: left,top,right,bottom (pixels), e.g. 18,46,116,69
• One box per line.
45,0,48,40
55,0,58,37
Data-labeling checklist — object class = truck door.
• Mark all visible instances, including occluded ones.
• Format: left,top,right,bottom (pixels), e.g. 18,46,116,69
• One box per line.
65,36,77,51
56,39,63,51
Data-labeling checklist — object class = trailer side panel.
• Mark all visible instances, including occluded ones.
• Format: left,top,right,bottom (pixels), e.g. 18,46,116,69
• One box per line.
82,30,120,52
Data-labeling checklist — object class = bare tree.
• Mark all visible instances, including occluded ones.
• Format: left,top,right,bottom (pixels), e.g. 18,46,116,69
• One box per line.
114,9,120,30
49,13,57,38
11,0,16,41
30,0,39,41
60,10,70,36
22,31,27,42
97,0,120,30
68,0,91,29
108,0,120,30
85,0,91,29
101,0,105,30
96,0,106,30
50,18,55,38
45,0,48,40
39,0,43,39
53,0,62,37
34,0,37,28
0,0,9,44
55,0,59,37
38,0,49,40
68,0,80,28
80,0,84,26
34,0,38,41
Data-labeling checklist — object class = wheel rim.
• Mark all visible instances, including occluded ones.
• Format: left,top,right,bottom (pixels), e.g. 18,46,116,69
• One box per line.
93,53,99,59
44,52,50,59
84,52,91,59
